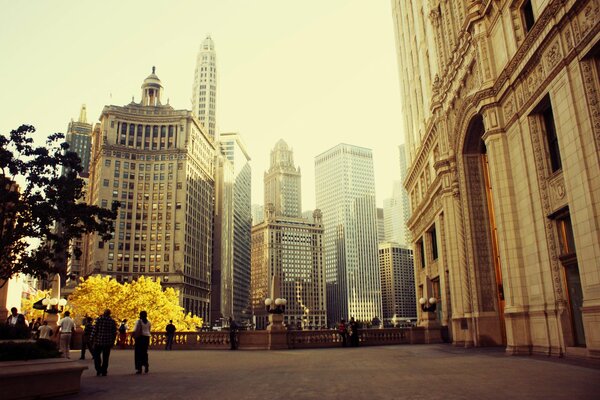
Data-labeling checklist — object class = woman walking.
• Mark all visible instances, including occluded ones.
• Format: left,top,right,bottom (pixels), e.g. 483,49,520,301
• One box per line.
133,311,151,374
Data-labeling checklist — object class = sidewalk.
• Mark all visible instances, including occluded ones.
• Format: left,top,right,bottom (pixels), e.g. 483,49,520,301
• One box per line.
63,344,600,400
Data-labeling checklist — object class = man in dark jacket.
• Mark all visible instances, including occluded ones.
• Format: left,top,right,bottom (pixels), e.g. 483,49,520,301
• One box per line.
90,309,117,376
165,320,176,350
229,317,239,350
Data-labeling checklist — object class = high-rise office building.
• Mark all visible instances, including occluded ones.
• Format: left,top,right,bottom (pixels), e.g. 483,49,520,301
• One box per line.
378,242,416,325
65,105,93,177
86,68,215,320
264,139,302,218
192,35,217,141
315,143,382,324
219,132,252,323
251,204,264,225
376,208,385,244
251,141,326,329
383,181,407,246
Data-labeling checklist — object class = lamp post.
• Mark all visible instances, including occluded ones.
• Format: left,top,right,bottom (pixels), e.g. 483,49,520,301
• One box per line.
264,297,287,315
419,297,437,313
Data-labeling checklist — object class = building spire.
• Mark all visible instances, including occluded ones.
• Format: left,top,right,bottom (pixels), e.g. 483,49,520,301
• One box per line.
78,104,87,123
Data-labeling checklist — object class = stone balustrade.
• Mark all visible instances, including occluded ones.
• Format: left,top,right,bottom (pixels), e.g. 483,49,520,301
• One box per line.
72,326,441,350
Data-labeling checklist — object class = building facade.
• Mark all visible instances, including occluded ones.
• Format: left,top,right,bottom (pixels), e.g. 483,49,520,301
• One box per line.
251,208,326,329
378,242,416,325
192,35,217,141
315,143,382,325
264,140,302,219
219,132,252,323
392,0,600,357
383,181,408,246
251,141,326,329
86,68,215,320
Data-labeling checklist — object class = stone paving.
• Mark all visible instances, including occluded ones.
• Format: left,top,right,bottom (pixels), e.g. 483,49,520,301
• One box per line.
62,344,599,400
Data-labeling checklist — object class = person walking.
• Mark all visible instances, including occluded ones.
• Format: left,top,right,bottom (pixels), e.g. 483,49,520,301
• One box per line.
57,311,76,358
80,317,94,360
133,311,151,374
165,320,176,350
228,317,239,350
90,309,118,377
337,319,348,347
118,319,128,349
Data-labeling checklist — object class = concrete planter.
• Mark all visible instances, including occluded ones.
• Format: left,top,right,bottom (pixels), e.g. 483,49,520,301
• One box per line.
0,358,87,399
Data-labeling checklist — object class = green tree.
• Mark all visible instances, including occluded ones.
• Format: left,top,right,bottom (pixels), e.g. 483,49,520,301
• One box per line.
0,125,117,286
68,275,202,331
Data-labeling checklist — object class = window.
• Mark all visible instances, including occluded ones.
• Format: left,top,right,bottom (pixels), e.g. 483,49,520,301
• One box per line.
429,224,438,261
521,0,535,33
103,179,109,187
542,101,561,172
417,238,425,268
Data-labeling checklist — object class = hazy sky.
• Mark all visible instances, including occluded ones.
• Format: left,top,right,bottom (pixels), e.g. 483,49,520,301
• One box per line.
0,0,404,209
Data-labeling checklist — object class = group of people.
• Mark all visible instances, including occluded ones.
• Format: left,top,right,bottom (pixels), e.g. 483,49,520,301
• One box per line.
337,317,360,347
6,307,53,339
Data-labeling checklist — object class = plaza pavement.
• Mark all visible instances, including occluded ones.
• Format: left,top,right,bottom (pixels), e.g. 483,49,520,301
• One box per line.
63,344,599,400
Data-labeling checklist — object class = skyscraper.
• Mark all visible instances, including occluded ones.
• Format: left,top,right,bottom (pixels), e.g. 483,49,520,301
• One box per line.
219,132,252,323
264,139,302,218
65,105,93,178
251,141,326,329
383,181,407,246
86,68,215,320
192,35,217,141
378,243,416,325
397,144,410,245
315,143,382,324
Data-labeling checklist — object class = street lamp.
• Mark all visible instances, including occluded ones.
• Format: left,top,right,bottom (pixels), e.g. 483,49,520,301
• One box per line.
39,297,67,314
265,297,287,314
419,297,437,313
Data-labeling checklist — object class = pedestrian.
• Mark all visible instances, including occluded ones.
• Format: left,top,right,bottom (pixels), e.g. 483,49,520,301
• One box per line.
348,317,360,347
31,317,42,339
80,317,94,360
337,319,348,347
133,310,151,374
165,320,176,350
38,320,53,340
6,307,29,329
228,317,239,350
90,309,118,377
57,311,76,358
118,319,128,349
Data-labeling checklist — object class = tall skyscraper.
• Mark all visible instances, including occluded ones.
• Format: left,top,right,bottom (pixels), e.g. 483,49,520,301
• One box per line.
251,204,264,225
383,181,407,246
251,141,326,329
86,68,215,320
65,105,93,177
397,144,410,245
219,132,252,323
378,243,416,325
376,207,385,244
264,139,302,218
192,35,217,141
315,143,382,324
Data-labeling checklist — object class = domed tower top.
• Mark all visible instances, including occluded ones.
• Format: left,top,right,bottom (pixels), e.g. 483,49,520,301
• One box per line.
141,66,163,106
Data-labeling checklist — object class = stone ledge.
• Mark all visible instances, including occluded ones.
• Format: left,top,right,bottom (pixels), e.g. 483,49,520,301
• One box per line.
0,358,87,400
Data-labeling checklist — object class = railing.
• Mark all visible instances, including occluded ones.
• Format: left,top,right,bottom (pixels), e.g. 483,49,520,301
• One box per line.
72,326,439,350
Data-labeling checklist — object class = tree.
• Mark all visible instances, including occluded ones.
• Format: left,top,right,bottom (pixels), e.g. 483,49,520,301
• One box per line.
68,276,202,331
0,125,117,286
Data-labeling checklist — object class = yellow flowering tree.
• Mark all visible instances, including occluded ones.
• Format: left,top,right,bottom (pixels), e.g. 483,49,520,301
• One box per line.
20,289,51,321
68,275,202,331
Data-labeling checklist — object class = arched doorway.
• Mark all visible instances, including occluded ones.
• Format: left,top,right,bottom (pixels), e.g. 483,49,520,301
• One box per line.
462,114,506,346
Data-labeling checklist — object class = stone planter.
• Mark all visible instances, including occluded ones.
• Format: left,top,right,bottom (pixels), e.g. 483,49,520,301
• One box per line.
0,358,87,399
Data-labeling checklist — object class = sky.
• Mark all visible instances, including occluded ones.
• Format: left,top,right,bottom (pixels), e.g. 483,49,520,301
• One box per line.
0,0,405,210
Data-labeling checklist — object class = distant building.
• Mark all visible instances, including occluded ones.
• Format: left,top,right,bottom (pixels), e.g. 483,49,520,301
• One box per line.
192,35,217,141
251,204,264,226
219,132,252,323
251,141,326,329
383,181,407,246
376,207,385,244
378,243,416,325
86,68,215,321
315,143,382,324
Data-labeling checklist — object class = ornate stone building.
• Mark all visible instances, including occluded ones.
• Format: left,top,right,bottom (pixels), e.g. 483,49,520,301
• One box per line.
86,68,215,321
392,0,600,358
